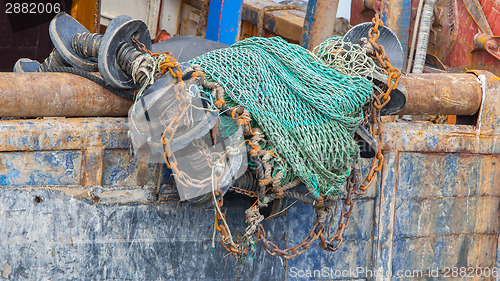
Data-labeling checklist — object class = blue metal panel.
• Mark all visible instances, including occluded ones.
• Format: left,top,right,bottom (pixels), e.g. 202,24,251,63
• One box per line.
102,149,157,187
287,157,378,280
205,0,222,41
0,118,130,151
0,188,287,280
218,0,243,44
373,152,398,278
206,0,243,44
300,0,317,49
393,234,498,275
287,201,375,280
392,152,500,276
0,151,81,186
380,0,411,62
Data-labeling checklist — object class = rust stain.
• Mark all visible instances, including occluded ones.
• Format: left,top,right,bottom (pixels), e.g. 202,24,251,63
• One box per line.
98,189,151,204
3,185,181,204
242,0,305,42
396,232,498,240
0,73,133,118
411,194,500,201
34,186,91,199
398,73,482,115
0,158,6,171
2,260,11,279
4,186,92,201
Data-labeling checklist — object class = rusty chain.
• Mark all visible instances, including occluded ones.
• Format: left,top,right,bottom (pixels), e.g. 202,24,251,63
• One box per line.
356,14,401,195
148,14,401,259
211,14,401,259
253,14,402,257
213,189,244,254
319,164,357,251
131,38,221,190
129,39,249,257
229,186,258,197
257,221,323,259
131,36,183,80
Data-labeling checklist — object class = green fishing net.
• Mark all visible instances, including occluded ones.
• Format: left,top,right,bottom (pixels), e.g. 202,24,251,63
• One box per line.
190,36,373,196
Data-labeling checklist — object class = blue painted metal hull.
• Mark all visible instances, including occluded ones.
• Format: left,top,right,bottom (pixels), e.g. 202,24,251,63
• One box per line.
0,113,498,280
0,71,499,281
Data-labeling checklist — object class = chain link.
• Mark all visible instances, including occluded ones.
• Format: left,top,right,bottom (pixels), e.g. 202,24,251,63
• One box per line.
212,14,402,259
356,14,401,195
213,189,244,254
229,186,259,197
319,164,357,251
257,221,323,259
131,36,183,80
153,14,401,259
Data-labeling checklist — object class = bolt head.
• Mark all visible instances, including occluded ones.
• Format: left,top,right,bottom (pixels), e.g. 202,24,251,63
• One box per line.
486,40,498,49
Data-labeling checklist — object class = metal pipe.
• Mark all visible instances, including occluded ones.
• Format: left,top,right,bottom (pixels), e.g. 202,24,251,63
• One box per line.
0,73,133,117
363,0,375,9
0,72,483,118
412,0,437,74
397,73,482,116
301,0,340,50
380,0,412,60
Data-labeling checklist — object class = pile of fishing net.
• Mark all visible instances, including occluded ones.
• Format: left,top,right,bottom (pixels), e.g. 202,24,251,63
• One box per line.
129,35,378,258
189,36,374,197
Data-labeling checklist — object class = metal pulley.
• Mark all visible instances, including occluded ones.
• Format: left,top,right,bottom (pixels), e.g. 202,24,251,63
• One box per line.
343,22,407,116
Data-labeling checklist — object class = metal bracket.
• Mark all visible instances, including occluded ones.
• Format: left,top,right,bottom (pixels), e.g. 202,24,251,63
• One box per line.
355,125,378,158
474,34,500,62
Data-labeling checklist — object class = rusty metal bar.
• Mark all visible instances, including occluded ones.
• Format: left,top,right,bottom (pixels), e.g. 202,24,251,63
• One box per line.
71,0,101,33
397,73,482,116
0,73,133,117
301,0,339,50
0,72,484,118
380,0,412,58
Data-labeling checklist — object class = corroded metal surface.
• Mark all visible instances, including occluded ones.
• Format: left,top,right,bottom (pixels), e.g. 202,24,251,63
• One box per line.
474,34,500,61
393,153,499,272
0,118,129,152
351,0,500,75
420,0,500,75
0,117,288,279
373,70,500,280
300,0,339,49
379,0,411,57
0,71,499,279
0,188,288,280
0,73,133,118
242,0,305,42
397,73,482,116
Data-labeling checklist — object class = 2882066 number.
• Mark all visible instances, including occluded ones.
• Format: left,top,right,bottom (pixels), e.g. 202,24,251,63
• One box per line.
442,267,499,278
5,3,61,14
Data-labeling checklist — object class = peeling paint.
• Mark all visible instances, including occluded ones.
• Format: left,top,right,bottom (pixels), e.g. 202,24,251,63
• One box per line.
0,74,498,279
2,260,11,279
